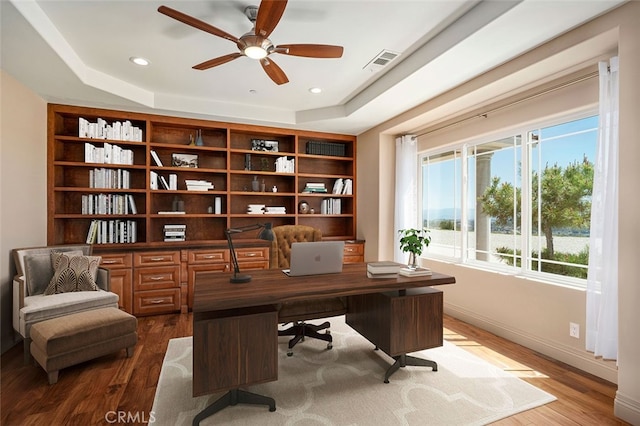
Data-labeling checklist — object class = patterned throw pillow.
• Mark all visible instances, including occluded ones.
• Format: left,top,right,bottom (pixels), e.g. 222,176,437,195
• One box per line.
44,252,101,295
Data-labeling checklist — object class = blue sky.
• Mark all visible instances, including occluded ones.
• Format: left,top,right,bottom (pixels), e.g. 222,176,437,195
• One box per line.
423,115,598,218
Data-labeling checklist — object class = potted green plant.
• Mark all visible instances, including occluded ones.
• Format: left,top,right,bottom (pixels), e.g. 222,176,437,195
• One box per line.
398,228,431,269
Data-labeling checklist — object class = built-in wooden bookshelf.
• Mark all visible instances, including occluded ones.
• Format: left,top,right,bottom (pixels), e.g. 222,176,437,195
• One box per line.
47,104,357,249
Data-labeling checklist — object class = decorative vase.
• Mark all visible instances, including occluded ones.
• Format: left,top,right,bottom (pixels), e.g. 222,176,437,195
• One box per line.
407,252,418,270
195,129,204,146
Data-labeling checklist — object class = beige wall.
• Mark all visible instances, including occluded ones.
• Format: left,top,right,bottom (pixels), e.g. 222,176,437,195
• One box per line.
0,70,48,352
357,3,639,424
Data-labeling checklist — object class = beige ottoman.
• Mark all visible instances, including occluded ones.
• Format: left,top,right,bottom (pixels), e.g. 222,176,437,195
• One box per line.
30,307,137,384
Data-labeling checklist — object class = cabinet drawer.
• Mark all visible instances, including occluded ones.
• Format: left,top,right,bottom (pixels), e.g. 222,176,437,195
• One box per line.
134,288,181,316
344,242,364,263
134,251,180,267
99,252,132,269
188,249,229,265
235,247,269,262
135,265,180,291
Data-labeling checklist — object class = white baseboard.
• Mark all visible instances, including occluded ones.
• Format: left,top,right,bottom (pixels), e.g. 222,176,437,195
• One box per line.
444,303,618,384
615,391,640,425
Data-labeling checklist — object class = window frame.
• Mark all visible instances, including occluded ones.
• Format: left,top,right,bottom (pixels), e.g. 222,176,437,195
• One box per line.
418,108,598,289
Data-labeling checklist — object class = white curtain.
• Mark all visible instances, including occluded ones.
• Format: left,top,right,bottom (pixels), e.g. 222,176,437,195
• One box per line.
586,57,619,360
394,135,418,263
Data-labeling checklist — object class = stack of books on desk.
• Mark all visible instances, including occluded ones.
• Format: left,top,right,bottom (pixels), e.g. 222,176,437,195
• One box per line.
164,224,186,242
366,261,403,278
399,267,432,277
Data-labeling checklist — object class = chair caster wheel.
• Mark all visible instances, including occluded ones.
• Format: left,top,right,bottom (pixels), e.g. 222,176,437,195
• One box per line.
287,350,293,357
384,379,390,384
327,343,333,350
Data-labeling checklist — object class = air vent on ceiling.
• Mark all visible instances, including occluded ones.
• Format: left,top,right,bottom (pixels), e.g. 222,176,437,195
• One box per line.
364,49,400,72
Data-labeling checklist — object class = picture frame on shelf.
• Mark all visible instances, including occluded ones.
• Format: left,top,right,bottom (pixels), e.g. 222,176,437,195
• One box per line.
251,139,279,152
172,153,198,168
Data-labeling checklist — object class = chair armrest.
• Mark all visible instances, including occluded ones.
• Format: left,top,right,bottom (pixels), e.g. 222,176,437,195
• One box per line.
13,275,26,310
97,267,111,291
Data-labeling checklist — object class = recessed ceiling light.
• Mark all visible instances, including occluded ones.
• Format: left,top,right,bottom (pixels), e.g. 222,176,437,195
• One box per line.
129,56,150,66
309,87,322,94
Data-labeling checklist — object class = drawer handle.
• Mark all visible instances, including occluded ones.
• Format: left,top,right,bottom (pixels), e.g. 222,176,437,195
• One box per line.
149,299,165,304
149,257,166,262
345,248,355,252
203,255,216,259
149,276,165,281
102,260,117,264
243,253,257,257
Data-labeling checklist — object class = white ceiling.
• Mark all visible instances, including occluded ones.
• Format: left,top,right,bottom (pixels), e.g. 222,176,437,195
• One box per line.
1,0,626,135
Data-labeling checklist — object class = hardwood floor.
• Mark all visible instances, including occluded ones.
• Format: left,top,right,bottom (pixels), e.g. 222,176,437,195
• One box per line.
1,313,627,425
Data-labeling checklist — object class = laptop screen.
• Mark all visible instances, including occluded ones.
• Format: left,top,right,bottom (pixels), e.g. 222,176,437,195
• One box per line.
283,241,345,276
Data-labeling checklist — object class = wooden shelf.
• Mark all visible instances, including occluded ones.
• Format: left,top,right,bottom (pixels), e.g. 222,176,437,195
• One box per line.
48,103,357,248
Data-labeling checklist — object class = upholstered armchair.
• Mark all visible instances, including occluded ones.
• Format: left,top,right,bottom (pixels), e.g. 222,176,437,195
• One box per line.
271,225,347,356
12,244,118,362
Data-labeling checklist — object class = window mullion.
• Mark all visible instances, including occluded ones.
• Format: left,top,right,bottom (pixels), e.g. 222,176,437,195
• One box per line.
521,132,531,274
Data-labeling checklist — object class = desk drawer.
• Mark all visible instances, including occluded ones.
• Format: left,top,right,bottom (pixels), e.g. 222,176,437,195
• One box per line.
135,265,180,291
344,242,364,263
134,251,180,267
134,288,180,316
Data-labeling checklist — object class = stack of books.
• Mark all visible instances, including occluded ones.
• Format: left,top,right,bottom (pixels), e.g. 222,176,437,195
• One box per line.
185,179,214,191
263,206,286,214
366,261,403,278
399,267,432,277
302,183,327,193
247,204,266,214
164,224,186,242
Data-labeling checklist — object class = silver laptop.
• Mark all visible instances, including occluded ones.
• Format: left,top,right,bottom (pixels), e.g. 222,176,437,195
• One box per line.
283,241,345,276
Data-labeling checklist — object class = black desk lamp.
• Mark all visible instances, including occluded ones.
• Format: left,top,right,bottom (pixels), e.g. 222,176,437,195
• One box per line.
226,222,274,283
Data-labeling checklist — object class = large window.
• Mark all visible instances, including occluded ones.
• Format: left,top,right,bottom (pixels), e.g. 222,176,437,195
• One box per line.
420,114,597,286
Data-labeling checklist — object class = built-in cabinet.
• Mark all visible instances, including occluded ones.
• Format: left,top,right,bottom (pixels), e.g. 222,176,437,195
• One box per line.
48,104,358,316
48,104,356,247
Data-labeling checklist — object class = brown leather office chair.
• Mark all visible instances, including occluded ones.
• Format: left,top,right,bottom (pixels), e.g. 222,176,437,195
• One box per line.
271,225,347,356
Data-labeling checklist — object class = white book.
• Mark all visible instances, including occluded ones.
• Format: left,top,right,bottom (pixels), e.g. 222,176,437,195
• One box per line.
150,171,158,190
169,174,177,190
150,150,163,167
332,178,343,194
127,194,138,214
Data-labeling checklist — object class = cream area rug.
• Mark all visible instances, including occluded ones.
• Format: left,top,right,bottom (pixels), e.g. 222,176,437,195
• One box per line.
151,316,555,425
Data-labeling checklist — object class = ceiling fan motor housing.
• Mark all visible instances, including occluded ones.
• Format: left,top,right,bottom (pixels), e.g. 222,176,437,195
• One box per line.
238,33,273,57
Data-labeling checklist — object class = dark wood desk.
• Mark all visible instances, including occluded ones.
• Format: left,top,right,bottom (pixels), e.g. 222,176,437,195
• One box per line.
192,263,455,424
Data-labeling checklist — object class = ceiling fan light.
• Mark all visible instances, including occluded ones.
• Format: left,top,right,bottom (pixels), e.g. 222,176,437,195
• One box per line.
244,46,268,59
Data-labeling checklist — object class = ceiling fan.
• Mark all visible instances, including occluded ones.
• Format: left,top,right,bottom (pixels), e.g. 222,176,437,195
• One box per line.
158,0,344,85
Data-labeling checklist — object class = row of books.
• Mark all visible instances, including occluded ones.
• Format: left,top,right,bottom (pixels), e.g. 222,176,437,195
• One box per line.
320,198,341,215
150,171,176,190
366,261,432,278
89,168,131,189
305,141,347,157
81,193,138,215
85,142,134,165
332,178,353,195
79,117,143,142
164,224,186,242
274,156,295,173
86,219,137,244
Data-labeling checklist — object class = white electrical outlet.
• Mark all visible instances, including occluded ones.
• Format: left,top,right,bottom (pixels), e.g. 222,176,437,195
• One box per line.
569,322,580,338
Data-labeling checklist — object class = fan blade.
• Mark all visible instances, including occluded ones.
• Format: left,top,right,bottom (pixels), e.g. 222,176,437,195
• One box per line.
275,44,344,58
260,57,289,85
158,5,239,44
193,53,243,70
255,0,288,38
